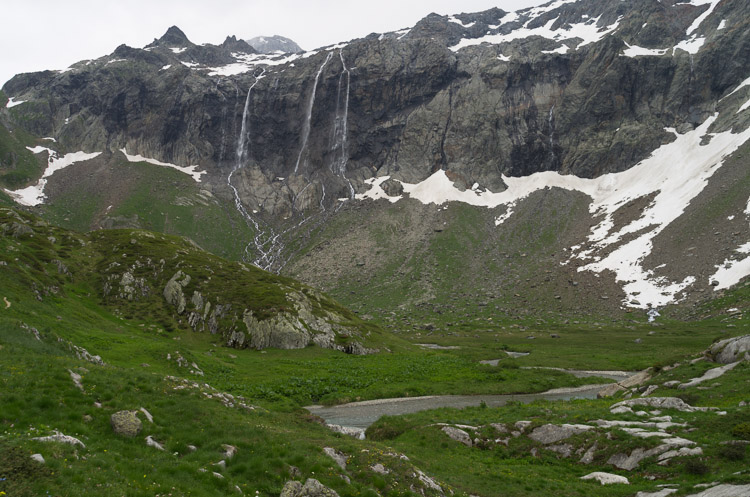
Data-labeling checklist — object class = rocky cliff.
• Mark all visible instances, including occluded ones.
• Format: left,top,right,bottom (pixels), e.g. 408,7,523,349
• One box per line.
2,0,750,314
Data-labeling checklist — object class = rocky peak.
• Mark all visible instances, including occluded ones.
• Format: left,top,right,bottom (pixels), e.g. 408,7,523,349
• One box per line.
246,35,303,54
158,25,192,46
222,36,256,54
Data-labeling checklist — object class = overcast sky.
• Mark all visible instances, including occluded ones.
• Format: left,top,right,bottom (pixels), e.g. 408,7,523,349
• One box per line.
1,0,547,87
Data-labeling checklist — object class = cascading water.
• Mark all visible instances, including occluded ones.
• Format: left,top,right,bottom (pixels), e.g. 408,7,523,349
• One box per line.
548,105,556,164
227,68,283,271
330,49,354,199
294,52,333,175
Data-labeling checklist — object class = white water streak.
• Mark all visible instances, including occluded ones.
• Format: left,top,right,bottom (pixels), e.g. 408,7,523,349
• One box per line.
294,52,333,174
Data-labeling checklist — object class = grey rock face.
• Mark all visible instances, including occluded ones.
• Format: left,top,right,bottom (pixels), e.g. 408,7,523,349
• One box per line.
6,0,747,220
163,271,191,314
110,410,142,437
709,335,750,364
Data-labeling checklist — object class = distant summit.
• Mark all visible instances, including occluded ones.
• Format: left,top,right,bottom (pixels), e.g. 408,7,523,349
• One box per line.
246,35,303,54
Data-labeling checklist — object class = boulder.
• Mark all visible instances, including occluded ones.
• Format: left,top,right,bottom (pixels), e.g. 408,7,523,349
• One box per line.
146,436,165,451
441,426,472,446
163,271,191,314
111,410,142,437
30,454,45,464
528,424,592,445
280,478,340,497
708,335,750,364
683,484,750,497
323,447,348,470
580,472,629,485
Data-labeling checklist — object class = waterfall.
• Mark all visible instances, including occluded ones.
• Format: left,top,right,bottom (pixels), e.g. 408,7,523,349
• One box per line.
548,105,556,163
227,68,282,270
331,49,354,199
294,52,333,174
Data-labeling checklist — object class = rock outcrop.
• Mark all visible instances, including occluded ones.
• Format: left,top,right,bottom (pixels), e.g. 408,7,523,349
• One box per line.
280,479,340,497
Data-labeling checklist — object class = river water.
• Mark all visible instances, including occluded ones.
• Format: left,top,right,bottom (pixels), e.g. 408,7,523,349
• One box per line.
306,383,612,430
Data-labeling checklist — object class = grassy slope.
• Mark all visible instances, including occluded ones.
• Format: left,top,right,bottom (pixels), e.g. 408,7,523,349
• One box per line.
38,156,258,262
1,208,749,496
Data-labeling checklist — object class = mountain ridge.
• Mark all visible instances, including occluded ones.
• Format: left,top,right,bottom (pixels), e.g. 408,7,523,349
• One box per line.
1,0,749,318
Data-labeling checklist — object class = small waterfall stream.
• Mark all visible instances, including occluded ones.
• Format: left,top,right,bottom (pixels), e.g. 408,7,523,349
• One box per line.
331,49,354,199
294,52,333,174
228,68,285,271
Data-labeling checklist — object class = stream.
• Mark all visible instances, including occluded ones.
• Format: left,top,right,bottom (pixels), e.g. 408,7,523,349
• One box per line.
306,382,621,431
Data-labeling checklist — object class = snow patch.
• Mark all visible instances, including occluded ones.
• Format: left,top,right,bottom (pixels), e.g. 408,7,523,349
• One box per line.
450,15,621,52
180,61,199,68
685,0,721,35
356,114,750,308
622,43,669,57
5,148,102,206
170,47,187,54
673,36,706,55
105,59,126,65
447,16,476,28
355,176,402,203
206,52,304,76
6,97,26,108
710,242,750,290
120,148,206,182
160,64,172,71
717,19,726,30
497,54,511,62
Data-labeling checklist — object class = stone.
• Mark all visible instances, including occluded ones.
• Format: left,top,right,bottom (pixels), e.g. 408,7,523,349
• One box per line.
146,436,165,451
111,410,142,437
635,489,678,497
280,478,340,497
680,361,742,389
441,426,472,446
323,447,347,470
139,407,154,423
580,472,629,485
610,397,714,413
222,444,238,459
708,335,750,364
30,453,45,464
68,369,83,391
547,444,573,457
514,420,532,432
579,443,597,464
528,424,592,444
657,447,702,464
163,271,191,314
32,430,86,448
683,484,750,497
641,385,659,396
607,445,672,470
325,424,365,440
82,414,93,423
371,463,390,475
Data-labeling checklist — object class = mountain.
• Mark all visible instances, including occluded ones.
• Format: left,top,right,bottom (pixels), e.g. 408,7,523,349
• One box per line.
247,35,303,53
1,0,749,324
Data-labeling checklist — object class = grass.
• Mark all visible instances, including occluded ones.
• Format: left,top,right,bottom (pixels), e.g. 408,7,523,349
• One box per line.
0,122,44,189
2,206,750,496
38,157,259,261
